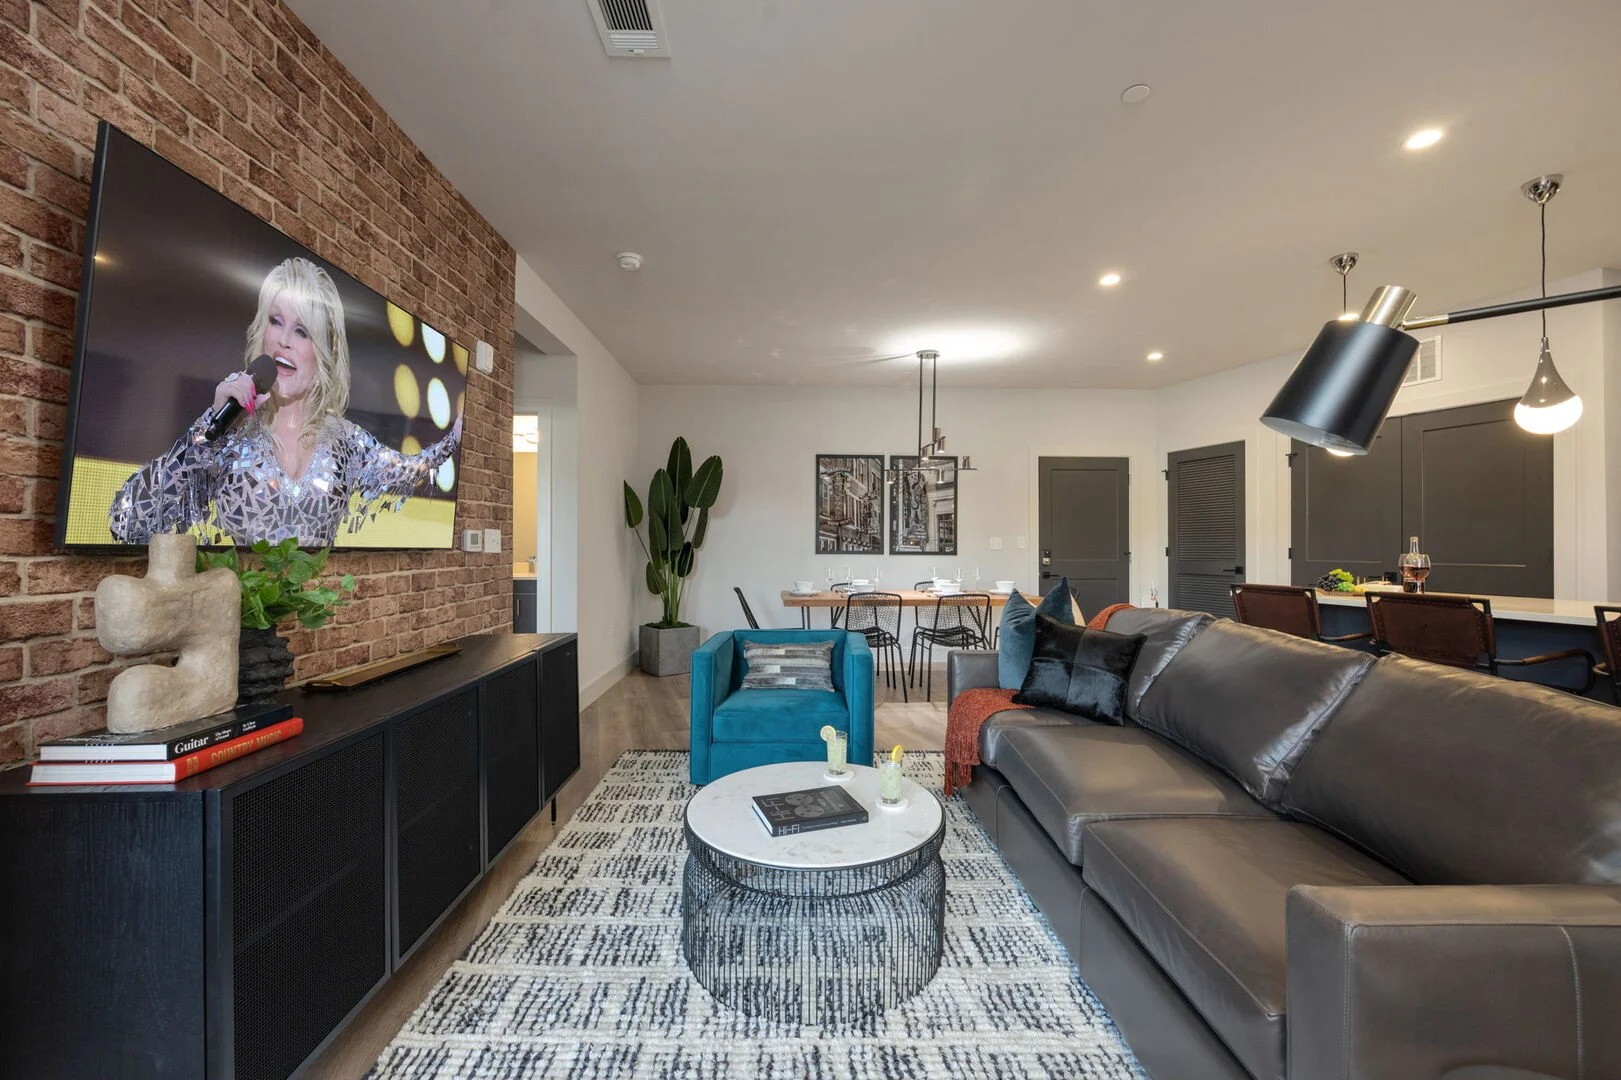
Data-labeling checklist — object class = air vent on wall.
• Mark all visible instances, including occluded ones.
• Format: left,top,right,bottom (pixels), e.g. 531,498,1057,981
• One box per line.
587,0,670,57
1402,336,1441,386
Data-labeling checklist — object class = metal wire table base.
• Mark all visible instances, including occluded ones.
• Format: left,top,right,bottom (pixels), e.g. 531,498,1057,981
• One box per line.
681,819,946,1023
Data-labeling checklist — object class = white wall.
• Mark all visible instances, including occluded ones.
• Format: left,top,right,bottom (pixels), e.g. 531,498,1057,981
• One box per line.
1155,270,1617,600
515,257,640,703
635,384,1160,637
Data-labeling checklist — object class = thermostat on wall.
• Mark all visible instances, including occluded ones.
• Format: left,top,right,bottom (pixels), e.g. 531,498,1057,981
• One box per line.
474,340,495,373
461,528,484,553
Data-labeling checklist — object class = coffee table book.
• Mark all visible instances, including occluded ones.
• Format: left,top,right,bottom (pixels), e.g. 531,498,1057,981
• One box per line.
751,784,869,836
36,703,294,762
28,718,304,785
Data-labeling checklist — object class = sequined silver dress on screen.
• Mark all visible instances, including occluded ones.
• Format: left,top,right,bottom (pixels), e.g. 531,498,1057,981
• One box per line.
108,410,461,546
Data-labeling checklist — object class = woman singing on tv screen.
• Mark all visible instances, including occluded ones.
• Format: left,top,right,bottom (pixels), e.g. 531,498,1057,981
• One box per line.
108,257,463,547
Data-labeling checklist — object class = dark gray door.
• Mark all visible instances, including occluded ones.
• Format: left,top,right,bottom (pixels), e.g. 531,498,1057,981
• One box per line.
1290,419,1403,587
1038,457,1129,617
1167,442,1245,618
1401,399,1553,596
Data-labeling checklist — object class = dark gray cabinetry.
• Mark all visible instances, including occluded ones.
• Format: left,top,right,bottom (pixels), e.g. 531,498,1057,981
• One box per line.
0,633,578,1080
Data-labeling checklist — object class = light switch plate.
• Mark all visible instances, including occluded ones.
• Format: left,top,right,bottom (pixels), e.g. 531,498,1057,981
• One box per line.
474,340,495,373
461,528,484,553
988,536,1003,550
483,527,502,553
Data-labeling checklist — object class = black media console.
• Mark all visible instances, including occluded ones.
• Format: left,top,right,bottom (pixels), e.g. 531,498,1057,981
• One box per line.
0,632,579,1080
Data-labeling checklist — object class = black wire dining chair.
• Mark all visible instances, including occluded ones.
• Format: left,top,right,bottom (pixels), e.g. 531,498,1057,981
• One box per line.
733,586,759,629
910,593,992,701
827,582,851,628
842,591,906,702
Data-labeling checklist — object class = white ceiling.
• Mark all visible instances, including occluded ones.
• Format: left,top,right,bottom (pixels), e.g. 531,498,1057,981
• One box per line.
288,0,1621,389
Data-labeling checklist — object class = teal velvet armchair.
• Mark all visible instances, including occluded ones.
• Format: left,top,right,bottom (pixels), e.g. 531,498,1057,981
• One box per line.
689,630,875,785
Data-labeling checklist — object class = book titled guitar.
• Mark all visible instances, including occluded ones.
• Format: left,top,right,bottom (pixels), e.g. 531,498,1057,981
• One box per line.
37,703,294,761
28,718,305,785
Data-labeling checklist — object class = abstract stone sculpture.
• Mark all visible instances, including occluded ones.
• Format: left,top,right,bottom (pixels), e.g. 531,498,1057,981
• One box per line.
95,533,240,733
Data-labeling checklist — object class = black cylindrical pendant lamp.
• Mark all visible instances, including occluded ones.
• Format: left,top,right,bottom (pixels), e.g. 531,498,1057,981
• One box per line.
1260,318,1417,455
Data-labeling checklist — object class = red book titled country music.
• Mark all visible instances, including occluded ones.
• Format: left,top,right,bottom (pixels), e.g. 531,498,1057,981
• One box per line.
28,718,305,785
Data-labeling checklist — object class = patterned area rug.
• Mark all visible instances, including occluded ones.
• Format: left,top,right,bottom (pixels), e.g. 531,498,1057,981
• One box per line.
368,751,1144,1079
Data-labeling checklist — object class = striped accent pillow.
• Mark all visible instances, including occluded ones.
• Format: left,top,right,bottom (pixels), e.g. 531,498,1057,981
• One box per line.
740,640,836,691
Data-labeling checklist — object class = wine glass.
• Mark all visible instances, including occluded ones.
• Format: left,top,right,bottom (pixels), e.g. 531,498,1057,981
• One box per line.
1398,550,1432,593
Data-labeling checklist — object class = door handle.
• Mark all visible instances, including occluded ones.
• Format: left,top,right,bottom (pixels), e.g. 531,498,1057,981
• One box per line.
1229,566,1245,574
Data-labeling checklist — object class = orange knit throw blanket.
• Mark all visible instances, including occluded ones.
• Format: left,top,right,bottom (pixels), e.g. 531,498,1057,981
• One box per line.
943,603,1136,797
944,688,1030,796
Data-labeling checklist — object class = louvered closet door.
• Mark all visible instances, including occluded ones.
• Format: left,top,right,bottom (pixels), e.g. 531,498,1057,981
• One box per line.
1167,442,1245,619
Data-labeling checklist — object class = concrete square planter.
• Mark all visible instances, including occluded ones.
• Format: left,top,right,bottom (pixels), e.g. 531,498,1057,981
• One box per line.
640,623,700,677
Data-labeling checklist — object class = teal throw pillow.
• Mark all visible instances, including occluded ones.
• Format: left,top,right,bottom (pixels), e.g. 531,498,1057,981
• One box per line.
997,579,1082,690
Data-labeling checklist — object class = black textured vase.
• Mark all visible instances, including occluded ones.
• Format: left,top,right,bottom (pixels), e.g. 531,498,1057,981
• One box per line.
237,627,294,706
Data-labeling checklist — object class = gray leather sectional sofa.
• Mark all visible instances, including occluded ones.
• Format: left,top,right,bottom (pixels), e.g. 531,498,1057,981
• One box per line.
948,607,1621,1080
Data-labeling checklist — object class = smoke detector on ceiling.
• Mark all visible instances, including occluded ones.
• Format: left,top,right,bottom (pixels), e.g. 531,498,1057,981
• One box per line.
587,0,670,57
616,252,645,271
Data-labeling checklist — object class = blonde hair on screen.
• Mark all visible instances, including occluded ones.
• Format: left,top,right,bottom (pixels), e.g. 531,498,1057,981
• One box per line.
242,256,351,444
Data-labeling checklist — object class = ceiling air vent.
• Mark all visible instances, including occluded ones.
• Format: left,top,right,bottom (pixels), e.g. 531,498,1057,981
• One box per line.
1402,336,1441,387
587,0,670,57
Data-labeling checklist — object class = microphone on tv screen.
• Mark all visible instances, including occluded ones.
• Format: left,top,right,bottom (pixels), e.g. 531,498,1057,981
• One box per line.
204,353,278,440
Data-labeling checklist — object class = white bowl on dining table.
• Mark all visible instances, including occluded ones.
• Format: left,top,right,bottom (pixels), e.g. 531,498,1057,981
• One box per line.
993,580,1016,593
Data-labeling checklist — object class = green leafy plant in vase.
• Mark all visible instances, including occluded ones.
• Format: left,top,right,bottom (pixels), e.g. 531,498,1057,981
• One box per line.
623,436,723,675
197,538,357,705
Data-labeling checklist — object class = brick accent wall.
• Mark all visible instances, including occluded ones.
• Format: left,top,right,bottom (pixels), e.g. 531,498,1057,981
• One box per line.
0,0,516,765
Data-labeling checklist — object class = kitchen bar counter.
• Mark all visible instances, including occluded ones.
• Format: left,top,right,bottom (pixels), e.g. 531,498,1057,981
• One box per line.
1315,589,1607,628
1313,589,1613,703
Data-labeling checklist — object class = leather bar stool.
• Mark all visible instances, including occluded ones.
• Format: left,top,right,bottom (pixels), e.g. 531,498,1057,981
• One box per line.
1231,583,1371,645
1596,605,1621,704
1366,591,1595,695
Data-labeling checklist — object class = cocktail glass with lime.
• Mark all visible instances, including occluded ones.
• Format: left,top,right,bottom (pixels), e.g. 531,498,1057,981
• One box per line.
820,725,849,777
878,744,905,806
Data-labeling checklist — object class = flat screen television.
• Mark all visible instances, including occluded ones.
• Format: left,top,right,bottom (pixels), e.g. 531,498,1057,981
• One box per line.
56,122,470,551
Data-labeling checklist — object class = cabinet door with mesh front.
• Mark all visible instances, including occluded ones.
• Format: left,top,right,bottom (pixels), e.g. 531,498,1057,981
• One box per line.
482,659,540,864
224,733,387,1080
391,687,482,963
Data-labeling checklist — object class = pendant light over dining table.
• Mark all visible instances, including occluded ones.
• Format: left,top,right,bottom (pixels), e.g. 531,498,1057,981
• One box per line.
886,350,975,483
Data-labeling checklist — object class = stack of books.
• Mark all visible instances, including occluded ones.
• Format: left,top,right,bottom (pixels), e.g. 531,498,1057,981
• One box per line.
29,704,303,785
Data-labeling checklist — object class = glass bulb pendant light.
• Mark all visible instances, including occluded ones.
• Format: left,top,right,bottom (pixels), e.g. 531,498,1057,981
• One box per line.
1514,175,1583,435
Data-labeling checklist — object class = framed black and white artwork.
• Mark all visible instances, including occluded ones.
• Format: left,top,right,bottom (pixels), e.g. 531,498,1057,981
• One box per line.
888,456,957,555
815,455,885,553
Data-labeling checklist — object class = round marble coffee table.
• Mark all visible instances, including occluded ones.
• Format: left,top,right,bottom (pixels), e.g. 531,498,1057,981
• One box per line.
681,761,946,1023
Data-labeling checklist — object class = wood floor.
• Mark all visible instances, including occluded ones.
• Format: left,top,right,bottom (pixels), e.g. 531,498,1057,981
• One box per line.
304,664,950,1079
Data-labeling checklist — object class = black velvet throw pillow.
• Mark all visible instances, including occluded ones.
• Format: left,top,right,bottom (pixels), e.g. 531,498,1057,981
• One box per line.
1013,612,1146,725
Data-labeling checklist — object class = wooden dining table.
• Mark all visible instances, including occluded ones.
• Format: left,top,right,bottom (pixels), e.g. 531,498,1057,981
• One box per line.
780,588,1019,629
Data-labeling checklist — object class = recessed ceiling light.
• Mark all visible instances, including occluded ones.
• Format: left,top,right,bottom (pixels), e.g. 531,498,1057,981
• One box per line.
1336,312,1359,322
1120,84,1151,105
1145,351,1164,362
1098,271,1122,287
1403,127,1444,151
